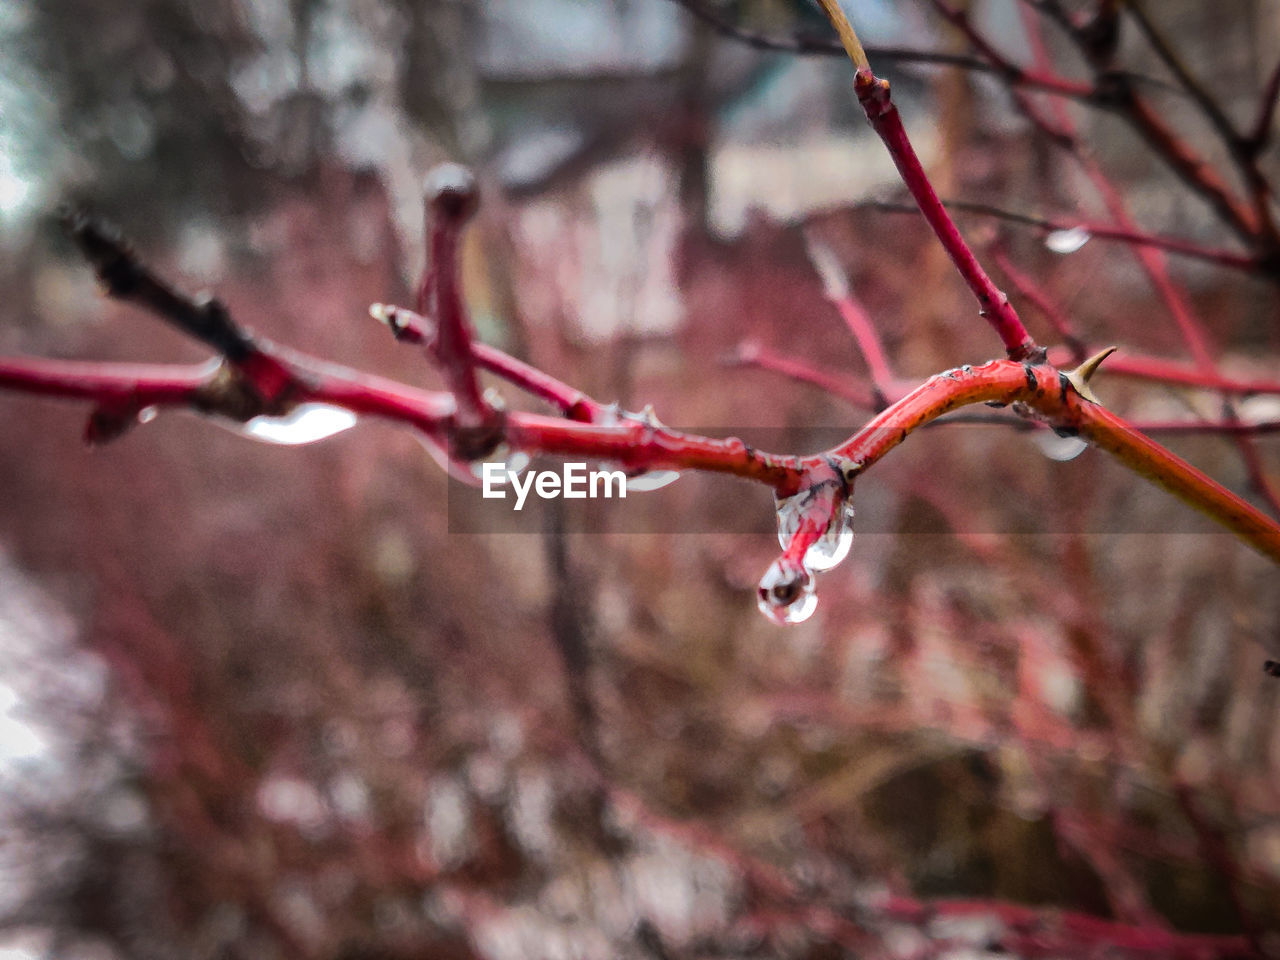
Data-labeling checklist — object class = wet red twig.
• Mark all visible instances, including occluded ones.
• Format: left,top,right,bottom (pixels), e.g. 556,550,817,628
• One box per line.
852,67,1041,362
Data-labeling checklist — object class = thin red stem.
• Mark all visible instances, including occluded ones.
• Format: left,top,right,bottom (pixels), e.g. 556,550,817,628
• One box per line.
853,69,1040,361
417,166,499,434
729,342,884,411
376,303,606,422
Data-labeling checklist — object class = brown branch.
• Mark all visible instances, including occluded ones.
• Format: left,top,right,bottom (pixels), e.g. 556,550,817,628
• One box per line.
1021,0,1273,250
857,198,1265,274
1245,56,1280,152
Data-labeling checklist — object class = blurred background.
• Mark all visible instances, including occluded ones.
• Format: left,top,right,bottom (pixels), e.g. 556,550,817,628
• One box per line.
0,1,1279,958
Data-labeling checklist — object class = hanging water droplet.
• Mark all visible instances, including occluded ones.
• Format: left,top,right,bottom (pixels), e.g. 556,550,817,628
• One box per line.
468,444,530,482
242,404,358,445
1034,429,1089,461
804,499,855,571
775,488,854,572
417,431,531,486
1044,226,1091,254
757,557,818,625
624,470,681,492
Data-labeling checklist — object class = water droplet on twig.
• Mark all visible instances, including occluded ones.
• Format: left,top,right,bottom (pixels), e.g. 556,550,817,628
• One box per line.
1034,429,1088,461
1044,226,1091,254
242,404,358,445
625,470,681,492
757,557,818,625
775,489,855,572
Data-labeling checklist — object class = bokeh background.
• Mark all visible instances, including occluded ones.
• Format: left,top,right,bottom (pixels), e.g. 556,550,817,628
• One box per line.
0,1,1278,958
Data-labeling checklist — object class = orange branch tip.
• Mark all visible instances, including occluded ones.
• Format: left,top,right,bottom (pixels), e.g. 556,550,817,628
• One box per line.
812,0,871,71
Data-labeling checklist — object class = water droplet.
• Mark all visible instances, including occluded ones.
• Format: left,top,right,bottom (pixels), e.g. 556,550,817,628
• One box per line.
469,444,530,482
1044,226,1091,254
757,557,817,625
417,432,531,486
775,489,855,572
624,469,681,492
1035,429,1088,461
242,404,358,445
137,406,158,424
805,499,855,571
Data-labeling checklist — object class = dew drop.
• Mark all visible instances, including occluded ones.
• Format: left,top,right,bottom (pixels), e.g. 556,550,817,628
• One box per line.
624,469,681,492
1044,226,1091,254
242,404,358,445
1035,430,1089,461
805,499,855,571
469,444,530,482
417,432,531,486
775,489,855,572
757,557,818,625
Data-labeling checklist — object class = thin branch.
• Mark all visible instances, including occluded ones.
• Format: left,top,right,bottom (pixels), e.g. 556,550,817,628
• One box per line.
663,0,1165,103
725,341,883,411
857,198,1263,274
989,241,1086,359
1021,0,1272,250
418,165,503,447
830,360,1280,565
803,236,895,402
725,348,1280,436
853,69,1040,360
1124,2,1279,248
1124,2,1242,151
1019,6,1280,518
373,304,606,423
925,0,1092,100
1245,56,1280,152
59,210,258,362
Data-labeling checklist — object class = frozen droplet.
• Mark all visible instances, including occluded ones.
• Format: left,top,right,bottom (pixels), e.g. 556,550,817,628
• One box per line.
418,432,530,486
624,470,681,492
1035,429,1089,461
1044,226,1091,254
805,499,855,571
242,404,358,445
469,444,530,481
775,488,855,572
757,557,818,625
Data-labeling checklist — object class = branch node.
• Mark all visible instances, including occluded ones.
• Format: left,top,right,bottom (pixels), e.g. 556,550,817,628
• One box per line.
854,69,893,118
191,360,300,423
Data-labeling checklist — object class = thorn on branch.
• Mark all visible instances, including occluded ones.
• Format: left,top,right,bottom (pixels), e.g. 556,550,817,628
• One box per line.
1064,345,1118,404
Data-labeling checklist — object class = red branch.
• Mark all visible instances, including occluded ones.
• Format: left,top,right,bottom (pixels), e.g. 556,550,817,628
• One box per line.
417,165,502,445
852,69,1040,362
